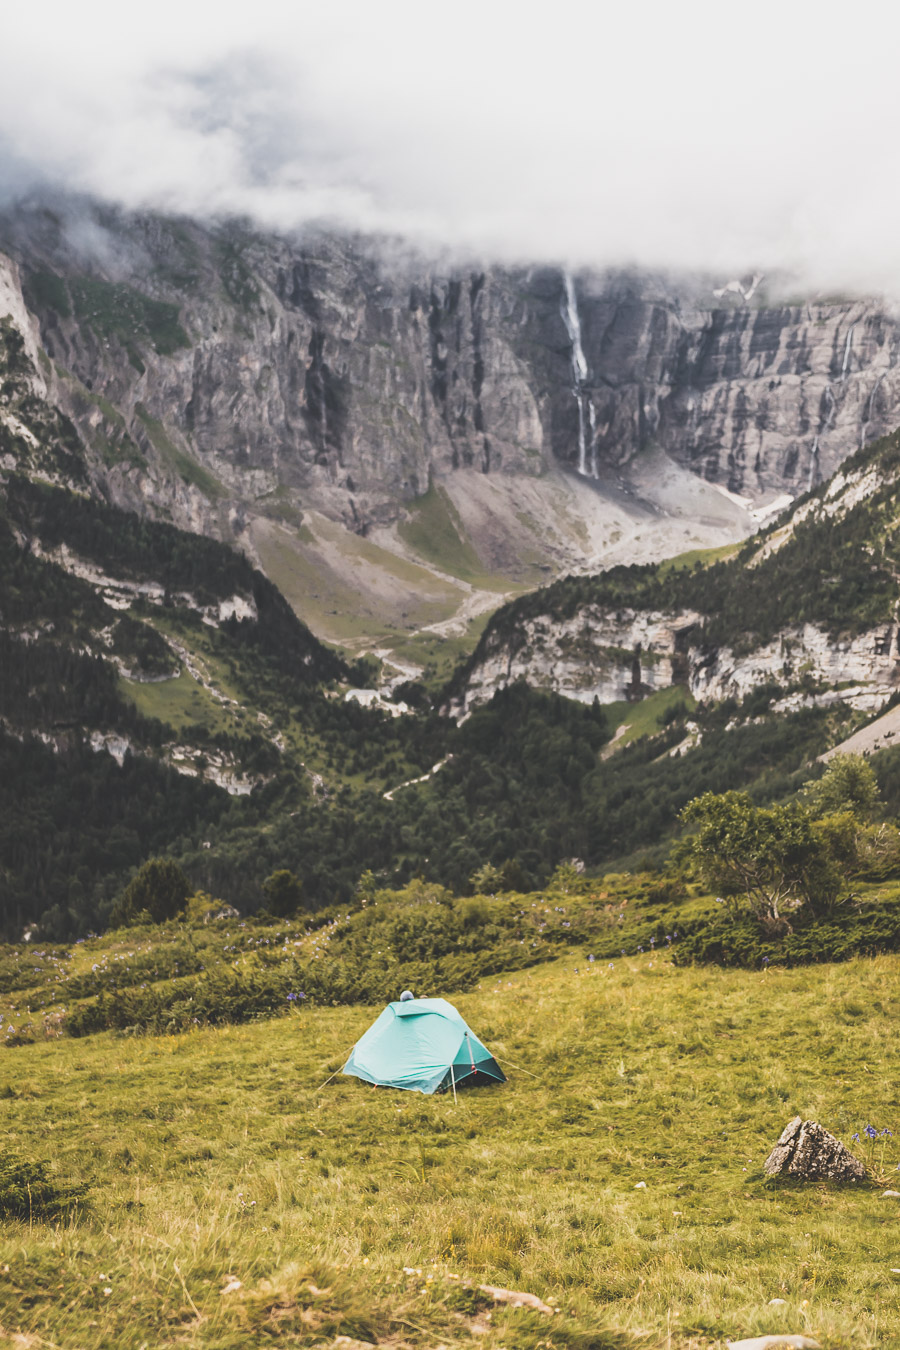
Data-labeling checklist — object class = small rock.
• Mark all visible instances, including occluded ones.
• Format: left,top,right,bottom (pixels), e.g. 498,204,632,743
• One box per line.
220,1277,242,1295
478,1284,553,1315
633,1181,647,1189
882,1190,900,1198
763,1117,866,1182
767,1297,787,1305
728,1337,821,1350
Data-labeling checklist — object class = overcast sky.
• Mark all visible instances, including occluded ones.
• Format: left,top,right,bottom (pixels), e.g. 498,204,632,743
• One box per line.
3,0,900,290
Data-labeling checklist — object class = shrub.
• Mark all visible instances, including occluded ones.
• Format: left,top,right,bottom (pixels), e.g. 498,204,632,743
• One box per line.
681,790,842,925
0,1152,88,1219
112,858,191,926
803,753,882,820
261,869,304,918
673,895,900,968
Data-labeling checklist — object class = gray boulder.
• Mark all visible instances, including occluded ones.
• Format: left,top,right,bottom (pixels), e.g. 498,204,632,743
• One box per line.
764,1116,867,1182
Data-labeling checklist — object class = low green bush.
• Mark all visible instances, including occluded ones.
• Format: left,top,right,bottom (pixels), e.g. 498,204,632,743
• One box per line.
673,895,900,968
0,1152,88,1219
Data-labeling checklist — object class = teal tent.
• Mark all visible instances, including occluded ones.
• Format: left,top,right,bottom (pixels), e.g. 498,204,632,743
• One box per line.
342,997,506,1095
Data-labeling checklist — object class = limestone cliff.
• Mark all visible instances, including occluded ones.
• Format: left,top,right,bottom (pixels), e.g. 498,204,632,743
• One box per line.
3,201,900,540
454,610,897,720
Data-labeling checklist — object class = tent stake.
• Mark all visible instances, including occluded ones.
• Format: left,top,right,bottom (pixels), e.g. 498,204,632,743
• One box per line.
492,1054,539,1079
450,1063,458,1105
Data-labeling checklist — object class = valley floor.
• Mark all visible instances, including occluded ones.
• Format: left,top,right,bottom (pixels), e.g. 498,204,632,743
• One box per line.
2,953,900,1349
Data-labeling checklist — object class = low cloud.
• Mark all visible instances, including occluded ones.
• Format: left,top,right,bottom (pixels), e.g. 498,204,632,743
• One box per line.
4,0,900,291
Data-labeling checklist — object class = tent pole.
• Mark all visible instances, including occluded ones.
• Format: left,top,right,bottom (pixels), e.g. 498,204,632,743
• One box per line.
450,1062,458,1105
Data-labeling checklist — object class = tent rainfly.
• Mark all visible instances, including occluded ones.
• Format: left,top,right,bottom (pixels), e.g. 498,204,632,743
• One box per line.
342,996,506,1095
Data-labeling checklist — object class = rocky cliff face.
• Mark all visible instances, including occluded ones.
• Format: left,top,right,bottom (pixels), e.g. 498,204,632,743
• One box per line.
457,607,702,711
3,201,900,545
454,610,897,720
579,281,900,497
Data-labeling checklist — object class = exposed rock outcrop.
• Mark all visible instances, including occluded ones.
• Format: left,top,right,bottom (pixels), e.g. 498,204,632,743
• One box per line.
451,613,900,719
4,200,900,544
763,1116,867,1182
457,607,704,711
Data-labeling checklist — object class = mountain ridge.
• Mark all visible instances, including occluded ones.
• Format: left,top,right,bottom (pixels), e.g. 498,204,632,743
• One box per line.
5,197,900,669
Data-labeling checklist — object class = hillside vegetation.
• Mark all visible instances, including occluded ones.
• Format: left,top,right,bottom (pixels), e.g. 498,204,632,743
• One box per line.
2,947,899,1349
6,446,871,937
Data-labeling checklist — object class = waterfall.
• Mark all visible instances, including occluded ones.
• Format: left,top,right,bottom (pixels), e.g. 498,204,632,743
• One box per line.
588,400,598,478
807,434,819,490
561,272,593,477
840,324,856,381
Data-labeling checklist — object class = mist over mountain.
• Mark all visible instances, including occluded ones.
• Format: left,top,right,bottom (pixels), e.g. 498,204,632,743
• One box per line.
6,1,900,293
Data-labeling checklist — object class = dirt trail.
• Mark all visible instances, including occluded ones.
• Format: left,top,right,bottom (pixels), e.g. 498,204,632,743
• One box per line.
418,581,519,640
383,756,453,801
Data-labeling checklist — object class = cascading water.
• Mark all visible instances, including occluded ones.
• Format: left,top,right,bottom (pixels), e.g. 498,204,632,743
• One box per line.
588,400,598,477
561,272,594,477
807,434,820,490
840,325,856,381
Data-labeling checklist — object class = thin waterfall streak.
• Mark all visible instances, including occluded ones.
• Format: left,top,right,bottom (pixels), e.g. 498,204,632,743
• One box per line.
562,273,588,383
867,372,885,424
579,408,587,475
588,402,598,478
860,373,884,450
840,325,855,381
561,271,591,476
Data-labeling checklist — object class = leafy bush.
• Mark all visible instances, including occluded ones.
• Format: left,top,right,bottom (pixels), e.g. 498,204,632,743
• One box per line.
112,858,191,926
0,1152,88,1219
802,753,882,820
62,883,680,1036
681,790,842,926
673,896,900,969
63,940,204,999
262,869,304,917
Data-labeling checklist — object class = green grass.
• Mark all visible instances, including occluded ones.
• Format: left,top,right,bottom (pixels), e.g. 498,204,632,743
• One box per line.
251,517,462,650
603,685,698,751
69,277,189,356
135,405,226,499
24,265,72,318
1,944,898,1348
398,485,496,585
657,542,742,578
118,671,234,737
388,614,498,690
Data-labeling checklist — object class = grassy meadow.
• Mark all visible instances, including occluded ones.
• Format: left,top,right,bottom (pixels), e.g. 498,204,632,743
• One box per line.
3,949,900,1349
